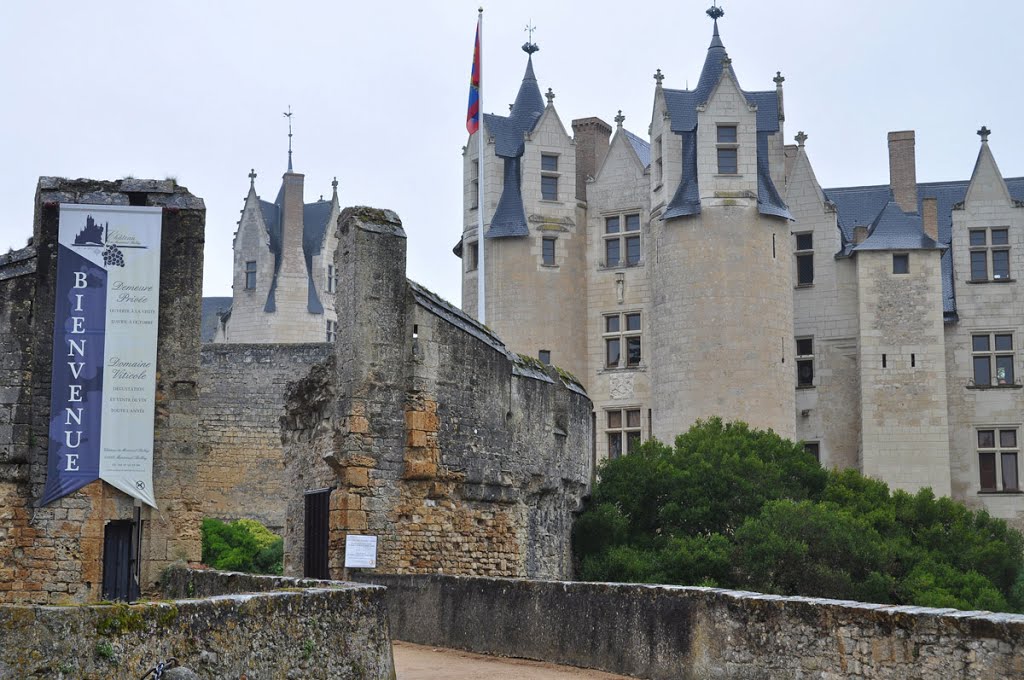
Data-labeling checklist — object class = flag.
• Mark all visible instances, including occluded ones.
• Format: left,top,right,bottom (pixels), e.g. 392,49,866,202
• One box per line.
466,18,481,134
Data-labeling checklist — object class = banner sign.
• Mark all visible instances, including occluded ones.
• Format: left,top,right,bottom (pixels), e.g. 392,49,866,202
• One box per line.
39,204,163,508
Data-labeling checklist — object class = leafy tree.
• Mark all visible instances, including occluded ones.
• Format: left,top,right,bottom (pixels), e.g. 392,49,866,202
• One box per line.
573,418,1024,613
201,518,284,575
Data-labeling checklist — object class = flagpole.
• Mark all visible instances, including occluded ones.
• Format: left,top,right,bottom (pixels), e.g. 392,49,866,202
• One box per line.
476,7,486,325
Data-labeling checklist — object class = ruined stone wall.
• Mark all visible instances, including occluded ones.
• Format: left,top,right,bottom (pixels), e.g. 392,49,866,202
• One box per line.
0,178,205,603
283,207,592,581
0,566,394,679
0,246,39,603
363,573,1024,680
198,343,330,531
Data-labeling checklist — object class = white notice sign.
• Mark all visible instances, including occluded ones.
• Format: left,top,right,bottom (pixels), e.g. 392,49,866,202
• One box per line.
344,534,378,569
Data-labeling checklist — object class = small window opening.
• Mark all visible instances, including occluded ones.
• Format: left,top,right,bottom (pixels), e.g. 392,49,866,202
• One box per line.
538,349,551,365
413,324,419,339
772,233,776,259
883,354,887,368
911,353,916,367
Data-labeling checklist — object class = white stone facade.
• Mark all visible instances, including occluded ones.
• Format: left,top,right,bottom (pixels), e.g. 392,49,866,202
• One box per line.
214,169,339,344
457,21,1024,528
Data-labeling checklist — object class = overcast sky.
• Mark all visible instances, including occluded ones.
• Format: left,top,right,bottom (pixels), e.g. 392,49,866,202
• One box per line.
2,1,1022,305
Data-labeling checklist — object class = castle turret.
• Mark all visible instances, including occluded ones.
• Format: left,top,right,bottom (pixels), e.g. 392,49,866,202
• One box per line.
460,42,586,379
649,7,796,440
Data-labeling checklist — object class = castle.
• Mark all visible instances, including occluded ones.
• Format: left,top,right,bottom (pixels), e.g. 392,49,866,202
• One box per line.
454,8,1024,526
201,9,1024,528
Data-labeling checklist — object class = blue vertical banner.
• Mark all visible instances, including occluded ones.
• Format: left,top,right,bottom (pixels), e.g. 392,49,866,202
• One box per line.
39,205,163,508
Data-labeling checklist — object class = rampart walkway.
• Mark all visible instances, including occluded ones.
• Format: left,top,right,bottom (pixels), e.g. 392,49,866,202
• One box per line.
393,641,632,679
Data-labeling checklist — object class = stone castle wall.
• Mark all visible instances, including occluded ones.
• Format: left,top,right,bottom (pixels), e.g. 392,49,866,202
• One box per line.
283,207,593,581
0,178,205,603
198,343,330,531
364,573,1024,680
0,566,395,678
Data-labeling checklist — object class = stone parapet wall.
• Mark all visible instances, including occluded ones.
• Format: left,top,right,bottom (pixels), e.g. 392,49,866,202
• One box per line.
0,566,395,679
360,573,1024,680
199,343,331,531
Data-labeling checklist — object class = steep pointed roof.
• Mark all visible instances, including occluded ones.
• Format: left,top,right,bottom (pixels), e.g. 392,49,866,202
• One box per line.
483,51,546,158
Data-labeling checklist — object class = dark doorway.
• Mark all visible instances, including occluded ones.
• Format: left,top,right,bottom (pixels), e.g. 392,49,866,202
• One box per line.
304,488,332,579
102,518,140,601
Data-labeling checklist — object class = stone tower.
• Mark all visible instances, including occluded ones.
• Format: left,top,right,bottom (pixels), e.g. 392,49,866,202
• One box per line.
459,43,587,379
216,157,340,343
648,10,796,440
854,132,951,494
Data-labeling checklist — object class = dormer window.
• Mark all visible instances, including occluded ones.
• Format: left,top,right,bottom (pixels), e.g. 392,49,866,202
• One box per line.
717,125,739,175
244,261,257,290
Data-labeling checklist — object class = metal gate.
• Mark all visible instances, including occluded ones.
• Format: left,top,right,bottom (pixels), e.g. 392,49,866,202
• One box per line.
101,517,141,601
304,488,332,579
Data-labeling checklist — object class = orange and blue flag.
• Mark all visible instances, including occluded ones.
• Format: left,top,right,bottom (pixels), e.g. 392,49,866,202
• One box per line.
467,18,481,134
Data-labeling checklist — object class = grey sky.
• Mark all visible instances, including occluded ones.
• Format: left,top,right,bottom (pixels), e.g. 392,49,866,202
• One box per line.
2,1,1021,306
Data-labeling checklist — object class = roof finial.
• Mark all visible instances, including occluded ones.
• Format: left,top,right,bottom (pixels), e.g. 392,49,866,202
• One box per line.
653,68,664,87
614,110,625,128
331,176,339,198
774,71,785,87
795,131,808,147
978,125,991,143
522,20,539,54
545,88,555,105
248,168,257,188
283,106,294,172
707,3,725,21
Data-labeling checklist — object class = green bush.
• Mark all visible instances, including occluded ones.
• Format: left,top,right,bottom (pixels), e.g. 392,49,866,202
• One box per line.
201,517,283,575
573,417,1024,613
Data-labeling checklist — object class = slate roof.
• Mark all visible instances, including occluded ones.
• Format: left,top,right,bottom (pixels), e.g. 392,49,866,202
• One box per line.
662,19,790,220
200,296,231,343
825,177,1024,319
853,200,943,251
624,129,651,168
483,54,546,238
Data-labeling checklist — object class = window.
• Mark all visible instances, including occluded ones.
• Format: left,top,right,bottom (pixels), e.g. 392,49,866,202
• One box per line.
803,442,820,463
604,214,642,267
654,135,664,185
326,264,337,294
244,260,257,290
796,337,814,388
326,320,337,343
466,241,479,272
470,160,479,209
542,237,556,266
978,428,1019,492
604,312,642,368
972,333,1015,386
716,125,738,174
606,408,642,459
794,233,813,285
541,154,559,201
893,253,909,274
969,228,1011,281
538,350,551,365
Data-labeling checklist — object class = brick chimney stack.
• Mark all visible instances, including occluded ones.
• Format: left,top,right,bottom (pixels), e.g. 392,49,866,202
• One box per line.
888,130,918,214
572,117,612,201
922,197,939,242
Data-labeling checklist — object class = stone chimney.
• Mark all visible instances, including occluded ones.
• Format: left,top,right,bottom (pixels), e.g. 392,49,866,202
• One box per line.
854,226,869,244
279,170,306,280
921,197,939,242
887,130,918,214
572,117,612,201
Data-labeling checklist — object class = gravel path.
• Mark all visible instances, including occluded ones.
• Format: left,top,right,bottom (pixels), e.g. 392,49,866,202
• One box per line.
393,641,634,679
